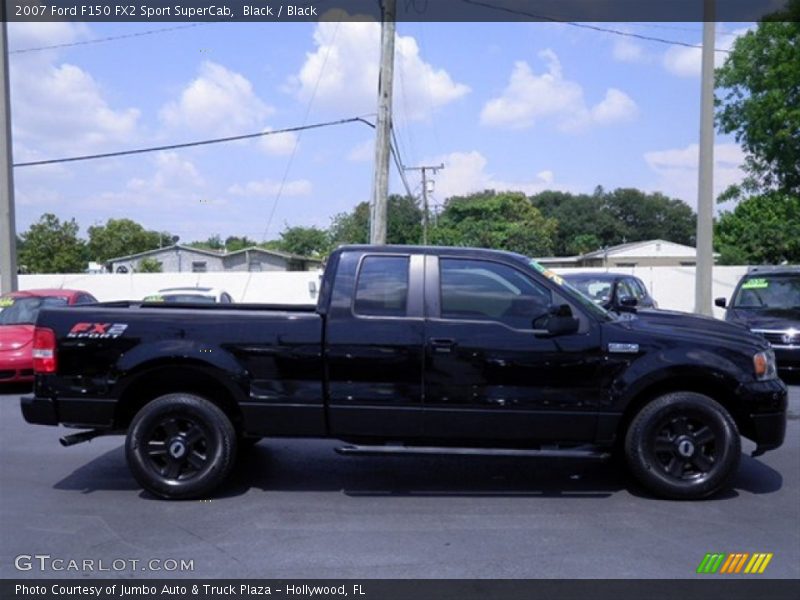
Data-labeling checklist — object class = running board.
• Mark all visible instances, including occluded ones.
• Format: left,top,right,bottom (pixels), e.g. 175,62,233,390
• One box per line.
335,444,610,460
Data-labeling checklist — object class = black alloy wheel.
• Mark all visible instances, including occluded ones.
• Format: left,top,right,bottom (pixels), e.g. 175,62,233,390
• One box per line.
126,393,237,499
625,392,741,499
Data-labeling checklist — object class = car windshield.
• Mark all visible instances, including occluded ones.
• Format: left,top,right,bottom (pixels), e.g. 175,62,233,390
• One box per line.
0,296,69,325
733,275,800,309
566,278,613,306
528,261,615,321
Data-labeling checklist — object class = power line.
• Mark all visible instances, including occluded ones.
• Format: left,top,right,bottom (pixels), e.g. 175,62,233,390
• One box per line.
259,19,343,243
9,23,208,55
389,126,416,200
13,116,375,168
459,0,732,54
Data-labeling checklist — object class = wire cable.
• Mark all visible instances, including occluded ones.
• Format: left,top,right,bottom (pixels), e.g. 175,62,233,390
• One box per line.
13,117,375,168
459,0,732,54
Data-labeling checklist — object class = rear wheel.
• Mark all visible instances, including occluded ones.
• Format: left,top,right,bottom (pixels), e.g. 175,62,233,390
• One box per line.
625,392,740,499
126,393,237,499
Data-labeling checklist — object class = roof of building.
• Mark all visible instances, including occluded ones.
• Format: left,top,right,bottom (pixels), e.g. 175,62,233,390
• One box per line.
580,239,698,259
106,244,321,264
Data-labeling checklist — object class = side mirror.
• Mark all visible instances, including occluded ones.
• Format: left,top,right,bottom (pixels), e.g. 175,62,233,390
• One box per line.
714,297,727,308
534,304,580,336
546,316,580,336
619,295,638,308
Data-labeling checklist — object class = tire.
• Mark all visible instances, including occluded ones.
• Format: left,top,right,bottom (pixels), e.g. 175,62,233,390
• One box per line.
624,392,740,500
125,393,237,499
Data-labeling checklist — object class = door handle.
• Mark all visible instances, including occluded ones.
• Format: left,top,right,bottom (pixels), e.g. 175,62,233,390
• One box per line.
429,338,456,353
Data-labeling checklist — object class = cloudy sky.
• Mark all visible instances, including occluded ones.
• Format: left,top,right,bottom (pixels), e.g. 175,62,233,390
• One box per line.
8,19,749,243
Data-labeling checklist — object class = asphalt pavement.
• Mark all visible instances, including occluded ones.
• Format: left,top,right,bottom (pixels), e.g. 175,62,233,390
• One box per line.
1,384,798,579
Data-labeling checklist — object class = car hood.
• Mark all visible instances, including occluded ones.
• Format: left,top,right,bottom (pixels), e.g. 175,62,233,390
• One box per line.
0,324,34,352
726,308,800,330
614,309,766,349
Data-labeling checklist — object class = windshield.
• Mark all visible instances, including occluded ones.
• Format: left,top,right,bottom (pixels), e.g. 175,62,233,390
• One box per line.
0,296,69,325
528,260,615,321
566,279,613,306
733,275,800,309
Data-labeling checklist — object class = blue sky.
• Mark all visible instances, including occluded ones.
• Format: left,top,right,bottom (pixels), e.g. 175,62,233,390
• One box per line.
8,19,749,244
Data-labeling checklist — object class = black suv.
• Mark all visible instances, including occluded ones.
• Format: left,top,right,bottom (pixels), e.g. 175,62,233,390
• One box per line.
716,266,800,374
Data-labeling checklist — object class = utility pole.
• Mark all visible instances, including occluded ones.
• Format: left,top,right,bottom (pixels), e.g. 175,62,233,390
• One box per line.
695,10,715,316
0,14,17,294
369,0,396,245
405,164,444,245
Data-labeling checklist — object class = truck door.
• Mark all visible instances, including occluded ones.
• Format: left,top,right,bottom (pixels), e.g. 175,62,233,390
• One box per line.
325,251,425,437
422,255,605,442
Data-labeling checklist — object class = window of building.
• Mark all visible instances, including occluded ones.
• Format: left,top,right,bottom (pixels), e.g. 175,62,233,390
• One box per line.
191,261,207,273
353,256,409,317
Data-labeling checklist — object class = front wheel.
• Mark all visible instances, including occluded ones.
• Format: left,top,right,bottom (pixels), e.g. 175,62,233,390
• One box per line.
625,392,740,500
126,393,237,499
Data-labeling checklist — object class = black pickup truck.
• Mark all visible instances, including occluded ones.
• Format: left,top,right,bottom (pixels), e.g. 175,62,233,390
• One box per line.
22,246,787,500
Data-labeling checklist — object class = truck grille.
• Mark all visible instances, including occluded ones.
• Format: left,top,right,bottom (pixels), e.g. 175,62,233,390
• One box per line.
752,329,800,346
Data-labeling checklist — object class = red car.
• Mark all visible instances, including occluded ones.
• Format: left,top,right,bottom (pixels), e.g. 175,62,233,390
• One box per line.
0,289,97,383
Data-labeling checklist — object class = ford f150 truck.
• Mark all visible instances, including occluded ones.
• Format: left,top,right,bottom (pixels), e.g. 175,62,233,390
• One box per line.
22,246,787,500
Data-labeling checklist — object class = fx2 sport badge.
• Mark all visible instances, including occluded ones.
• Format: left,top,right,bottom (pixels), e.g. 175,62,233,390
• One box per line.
67,323,128,339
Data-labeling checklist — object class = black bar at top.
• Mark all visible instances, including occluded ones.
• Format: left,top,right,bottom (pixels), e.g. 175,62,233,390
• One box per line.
4,0,800,23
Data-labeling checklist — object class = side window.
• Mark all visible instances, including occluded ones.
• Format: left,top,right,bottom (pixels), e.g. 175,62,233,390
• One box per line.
439,259,551,329
353,256,409,317
221,293,233,304
75,294,96,305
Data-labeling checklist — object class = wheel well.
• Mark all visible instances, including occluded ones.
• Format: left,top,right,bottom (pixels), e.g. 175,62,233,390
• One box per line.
616,375,734,445
114,365,244,432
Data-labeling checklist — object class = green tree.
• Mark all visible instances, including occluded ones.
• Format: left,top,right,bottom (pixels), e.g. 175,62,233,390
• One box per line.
329,195,423,246
715,15,800,198
602,188,696,245
530,189,626,255
714,193,800,264
274,226,332,257
189,235,224,251
137,257,163,273
531,188,696,255
224,236,257,252
87,218,167,262
431,192,557,256
18,213,86,273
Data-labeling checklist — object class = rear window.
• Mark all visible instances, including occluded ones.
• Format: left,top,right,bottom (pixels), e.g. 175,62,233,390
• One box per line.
353,256,409,317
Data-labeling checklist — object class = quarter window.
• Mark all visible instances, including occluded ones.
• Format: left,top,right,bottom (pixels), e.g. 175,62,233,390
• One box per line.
354,256,409,317
439,259,552,329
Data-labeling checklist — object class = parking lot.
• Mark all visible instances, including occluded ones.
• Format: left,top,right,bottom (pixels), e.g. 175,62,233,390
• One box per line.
1,384,798,580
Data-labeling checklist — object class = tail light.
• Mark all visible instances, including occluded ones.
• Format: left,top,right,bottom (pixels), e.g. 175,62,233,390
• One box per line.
32,327,57,374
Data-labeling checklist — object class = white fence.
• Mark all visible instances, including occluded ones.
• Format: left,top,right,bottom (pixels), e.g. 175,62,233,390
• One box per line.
12,271,322,305
10,266,749,318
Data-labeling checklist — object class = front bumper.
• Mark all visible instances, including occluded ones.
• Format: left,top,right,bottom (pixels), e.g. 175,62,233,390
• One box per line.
733,379,788,455
773,345,800,372
21,395,116,428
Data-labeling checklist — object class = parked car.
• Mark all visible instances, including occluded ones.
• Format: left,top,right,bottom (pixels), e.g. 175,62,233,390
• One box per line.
144,287,234,304
716,266,800,374
0,289,97,383
22,246,785,500
563,272,657,313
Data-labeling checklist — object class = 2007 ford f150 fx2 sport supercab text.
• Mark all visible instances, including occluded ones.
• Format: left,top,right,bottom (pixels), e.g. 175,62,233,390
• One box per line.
21,246,787,500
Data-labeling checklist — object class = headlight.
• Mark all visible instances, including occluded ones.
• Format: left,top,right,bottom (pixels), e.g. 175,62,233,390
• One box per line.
753,350,777,381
